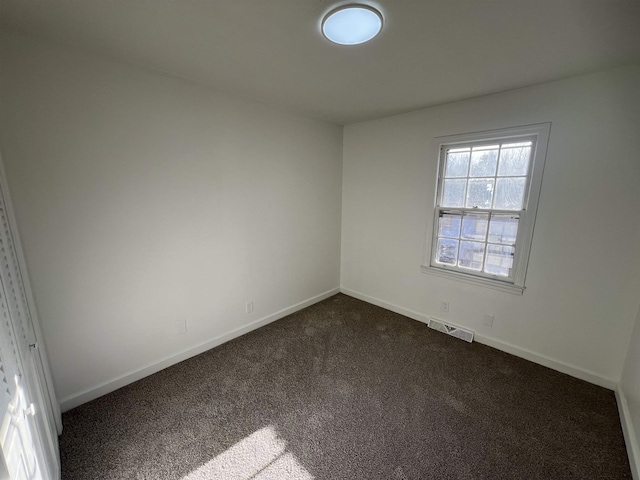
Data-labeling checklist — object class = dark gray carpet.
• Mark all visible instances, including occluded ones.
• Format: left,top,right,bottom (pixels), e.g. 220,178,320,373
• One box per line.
60,293,631,479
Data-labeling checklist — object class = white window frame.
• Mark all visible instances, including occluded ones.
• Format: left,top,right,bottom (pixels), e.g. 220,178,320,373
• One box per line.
421,123,551,295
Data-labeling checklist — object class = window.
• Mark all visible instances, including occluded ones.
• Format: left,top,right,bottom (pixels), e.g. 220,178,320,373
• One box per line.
422,124,550,294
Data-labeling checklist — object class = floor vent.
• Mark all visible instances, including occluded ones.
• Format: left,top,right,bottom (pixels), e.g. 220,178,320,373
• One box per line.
427,318,474,343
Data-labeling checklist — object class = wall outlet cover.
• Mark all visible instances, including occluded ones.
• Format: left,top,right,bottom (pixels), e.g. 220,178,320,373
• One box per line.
175,319,187,335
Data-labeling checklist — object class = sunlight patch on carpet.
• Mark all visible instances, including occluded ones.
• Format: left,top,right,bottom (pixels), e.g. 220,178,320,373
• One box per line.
181,425,313,480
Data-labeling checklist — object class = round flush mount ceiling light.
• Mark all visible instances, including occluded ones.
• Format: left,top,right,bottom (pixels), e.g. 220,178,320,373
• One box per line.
321,5,383,45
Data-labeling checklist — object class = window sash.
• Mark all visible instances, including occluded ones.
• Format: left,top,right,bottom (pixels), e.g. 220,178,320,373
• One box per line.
431,207,525,283
436,135,536,211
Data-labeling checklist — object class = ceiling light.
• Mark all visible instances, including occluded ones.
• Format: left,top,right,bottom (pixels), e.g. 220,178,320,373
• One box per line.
321,5,383,46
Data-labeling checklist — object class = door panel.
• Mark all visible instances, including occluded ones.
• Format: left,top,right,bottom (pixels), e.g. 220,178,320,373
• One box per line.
0,160,59,479
1,375,42,480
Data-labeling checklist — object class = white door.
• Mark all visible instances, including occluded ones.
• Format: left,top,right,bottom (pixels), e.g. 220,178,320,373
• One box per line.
0,158,60,479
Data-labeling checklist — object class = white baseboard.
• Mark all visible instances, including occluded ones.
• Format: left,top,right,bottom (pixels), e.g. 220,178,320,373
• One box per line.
60,287,340,412
473,335,616,390
617,386,640,480
340,287,617,390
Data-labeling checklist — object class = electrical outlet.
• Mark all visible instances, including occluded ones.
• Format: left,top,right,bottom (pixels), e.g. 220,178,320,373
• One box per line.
440,301,449,313
483,314,494,328
246,301,254,314
175,319,187,335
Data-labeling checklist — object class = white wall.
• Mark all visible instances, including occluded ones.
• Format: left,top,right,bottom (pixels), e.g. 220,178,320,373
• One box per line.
2,28,639,414
341,64,640,384
0,32,343,408
621,303,640,477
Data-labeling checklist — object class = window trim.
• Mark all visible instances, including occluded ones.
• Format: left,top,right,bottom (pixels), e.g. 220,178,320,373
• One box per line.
421,123,551,295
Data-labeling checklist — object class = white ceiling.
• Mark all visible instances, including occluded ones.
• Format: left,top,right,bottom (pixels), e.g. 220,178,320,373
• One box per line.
1,0,640,125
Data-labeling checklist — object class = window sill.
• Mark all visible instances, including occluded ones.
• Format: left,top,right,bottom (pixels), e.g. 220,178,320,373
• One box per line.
420,264,525,295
